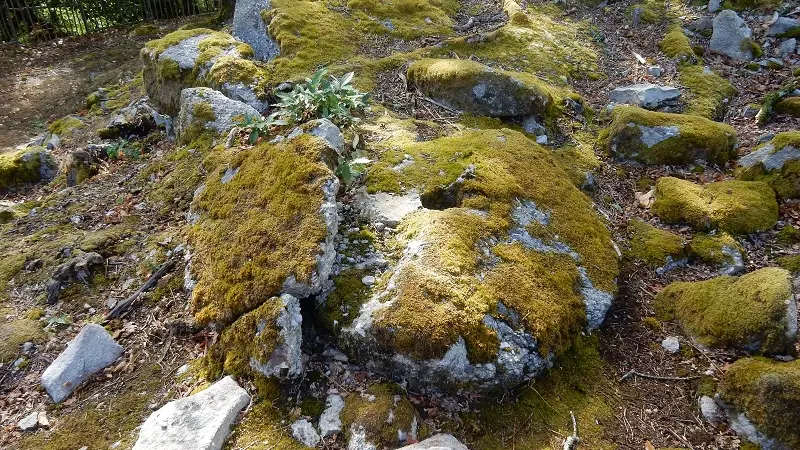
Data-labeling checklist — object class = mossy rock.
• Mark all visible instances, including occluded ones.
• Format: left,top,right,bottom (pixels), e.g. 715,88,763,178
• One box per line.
777,255,800,274
679,65,736,120
346,0,458,39
175,87,261,144
688,232,744,274
340,127,618,390
140,29,262,115
407,58,561,120
660,25,696,62
654,267,797,354
719,358,800,449
0,317,46,363
189,133,338,327
48,115,84,136
737,131,800,199
627,219,685,269
650,177,778,234
774,97,800,117
341,383,426,448
599,106,737,166
0,147,58,190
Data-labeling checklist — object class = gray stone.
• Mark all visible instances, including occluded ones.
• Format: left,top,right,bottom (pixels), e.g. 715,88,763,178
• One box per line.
398,434,468,450
637,125,680,148
609,84,681,110
176,88,262,142
292,419,321,447
718,245,745,276
47,251,105,304
248,294,304,378
711,10,754,61
661,336,680,353
307,118,345,155
232,0,279,61
132,376,250,450
361,275,376,286
717,398,790,450
690,16,714,32
708,0,721,13
354,188,423,228
105,97,173,139
41,323,124,403
647,65,663,77
521,116,546,136
18,411,39,431
699,395,723,426
318,394,345,437
768,17,800,38
347,426,376,450
738,143,800,172
779,38,797,57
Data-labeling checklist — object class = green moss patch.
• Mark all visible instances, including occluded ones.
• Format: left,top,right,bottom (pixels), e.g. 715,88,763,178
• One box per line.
47,116,84,136
342,383,425,447
660,25,696,62
774,97,800,116
226,397,305,450
0,147,53,189
679,65,736,120
737,132,800,199
627,219,685,268
651,177,778,234
189,134,335,326
719,358,800,449
599,106,737,166
0,317,45,363
777,255,800,273
689,232,742,266
344,0,458,39
317,269,371,333
654,267,795,354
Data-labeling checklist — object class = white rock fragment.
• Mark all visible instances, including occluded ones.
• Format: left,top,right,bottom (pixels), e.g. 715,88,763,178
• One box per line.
132,376,250,450
18,411,39,431
292,418,321,447
662,336,681,353
397,433,469,449
319,394,346,437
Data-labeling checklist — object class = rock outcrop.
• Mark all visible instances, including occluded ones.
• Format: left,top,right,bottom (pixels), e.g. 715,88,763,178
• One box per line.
0,147,58,190
176,87,261,143
609,84,681,110
232,0,279,61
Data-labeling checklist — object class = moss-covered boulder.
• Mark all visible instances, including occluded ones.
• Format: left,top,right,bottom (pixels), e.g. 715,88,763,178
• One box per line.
600,106,737,165
141,29,267,115
718,358,800,450
334,128,618,391
627,219,686,272
0,147,58,190
176,87,261,144
407,58,560,121
679,65,737,120
650,177,778,234
737,132,800,198
655,268,797,354
689,232,744,275
660,25,696,62
342,383,426,449
774,97,800,116
189,133,339,377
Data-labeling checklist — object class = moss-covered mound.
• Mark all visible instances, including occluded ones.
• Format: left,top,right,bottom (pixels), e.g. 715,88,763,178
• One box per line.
0,147,57,189
719,358,800,449
689,232,744,274
627,219,685,268
660,25,696,62
346,0,458,39
774,97,800,117
407,58,561,120
650,177,778,234
342,383,426,448
340,128,618,390
0,317,45,363
599,106,737,166
189,134,338,327
655,268,797,354
679,65,736,120
737,131,800,199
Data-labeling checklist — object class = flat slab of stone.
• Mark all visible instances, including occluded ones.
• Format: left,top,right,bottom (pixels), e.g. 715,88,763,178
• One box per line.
768,17,800,37
738,143,800,172
318,394,345,437
398,434,468,449
41,323,124,403
711,10,753,61
354,188,422,228
132,376,250,450
609,84,681,110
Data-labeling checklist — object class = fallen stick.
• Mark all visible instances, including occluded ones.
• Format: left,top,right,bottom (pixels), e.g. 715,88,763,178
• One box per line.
105,259,176,320
562,410,580,450
619,370,701,383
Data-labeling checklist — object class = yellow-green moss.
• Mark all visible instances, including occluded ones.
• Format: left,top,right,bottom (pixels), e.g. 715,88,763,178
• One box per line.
777,255,800,273
660,25,696,62
133,23,159,36
318,269,371,333
192,102,217,123
0,318,45,363
777,225,800,246
774,97,800,117
343,0,458,39
600,106,737,166
341,383,426,447
225,397,305,450
48,116,84,136
629,0,667,24
651,177,778,234
141,28,213,56
0,147,51,189
719,358,800,449
654,268,795,354
689,232,742,265
627,219,685,267
679,65,736,120
737,132,800,199
189,135,335,326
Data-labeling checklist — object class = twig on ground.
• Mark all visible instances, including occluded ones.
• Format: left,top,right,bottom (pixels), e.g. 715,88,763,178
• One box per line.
562,410,580,450
104,259,176,320
619,370,700,383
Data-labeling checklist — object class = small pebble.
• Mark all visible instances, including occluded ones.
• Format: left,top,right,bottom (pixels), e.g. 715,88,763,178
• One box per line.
661,336,680,353
362,275,376,286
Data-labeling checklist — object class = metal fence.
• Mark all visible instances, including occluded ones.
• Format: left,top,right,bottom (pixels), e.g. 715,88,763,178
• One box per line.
0,0,218,42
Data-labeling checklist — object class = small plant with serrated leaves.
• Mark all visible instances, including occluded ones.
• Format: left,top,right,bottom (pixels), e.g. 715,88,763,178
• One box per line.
106,139,140,160
275,67,370,128
236,113,288,145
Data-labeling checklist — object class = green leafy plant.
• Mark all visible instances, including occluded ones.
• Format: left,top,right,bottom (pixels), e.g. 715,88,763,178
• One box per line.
275,67,370,128
106,139,140,160
335,151,370,187
236,113,288,145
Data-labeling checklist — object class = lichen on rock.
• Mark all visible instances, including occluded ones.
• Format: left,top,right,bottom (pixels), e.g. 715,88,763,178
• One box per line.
650,176,778,234
654,267,797,354
176,87,261,144
599,106,737,166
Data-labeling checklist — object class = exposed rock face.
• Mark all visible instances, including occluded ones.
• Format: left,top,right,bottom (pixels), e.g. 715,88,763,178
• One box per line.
0,147,58,190
292,419,321,447
319,394,345,437
398,434,468,450
609,84,681,110
651,177,778,234
655,268,797,354
710,10,754,61
407,58,556,118
602,106,737,165
353,189,423,228
718,358,800,450
738,132,800,198
767,17,800,38
41,324,124,403
176,87,261,142
64,144,108,187
46,251,105,304
132,376,250,450
101,97,172,139
233,0,279,61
